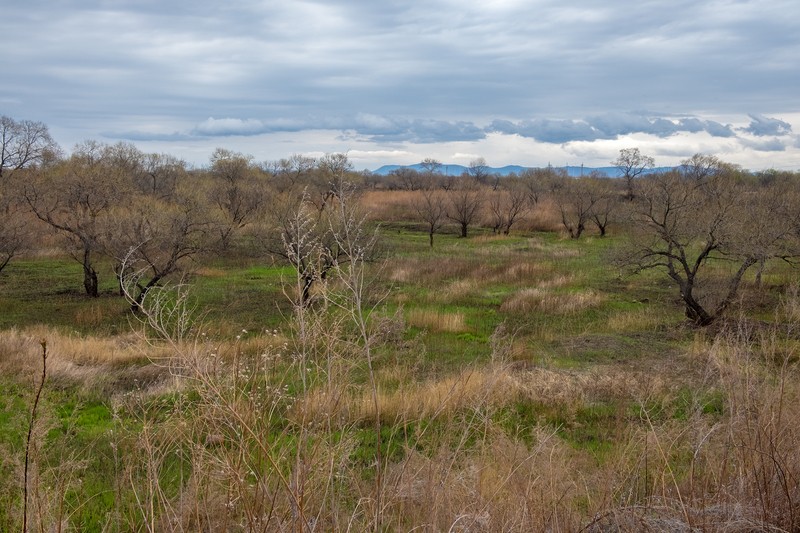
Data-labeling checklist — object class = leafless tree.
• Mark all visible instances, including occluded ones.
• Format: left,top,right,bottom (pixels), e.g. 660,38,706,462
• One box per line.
264,185,368,307
391,167,424,191
105,190,211,310
420,157,442,176
613,147,655,201
488,180,528,235
0,115,60,181
551,176,597,239
585,174,619,237
414,189,448,247
306,153,358,212
208,148,266,249
447,179,483,238
267,153,316,193
0,175,28,273
25,141,127,296
520,167,563,208
136,152,187,200
467,157,499,190
622,167,799,325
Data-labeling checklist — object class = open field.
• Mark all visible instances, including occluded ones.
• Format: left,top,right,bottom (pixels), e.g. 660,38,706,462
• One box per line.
1,199,799,531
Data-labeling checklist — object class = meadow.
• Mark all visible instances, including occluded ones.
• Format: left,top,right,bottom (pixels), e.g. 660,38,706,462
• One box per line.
1,188,799,532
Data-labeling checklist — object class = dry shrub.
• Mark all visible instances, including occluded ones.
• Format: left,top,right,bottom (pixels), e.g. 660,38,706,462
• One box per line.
406,308,468,332
383,426,587,532
501,288,604,314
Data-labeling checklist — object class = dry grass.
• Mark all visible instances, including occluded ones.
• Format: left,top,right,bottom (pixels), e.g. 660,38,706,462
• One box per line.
606,306,669,332
501,287,604,314
0,326,171,391
294,364,521,425
360,190,419,222
406,308,468,332
388,256,559,291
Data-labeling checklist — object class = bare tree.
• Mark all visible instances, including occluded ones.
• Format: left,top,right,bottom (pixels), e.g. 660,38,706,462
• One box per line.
468,157,489,183
586,174,619,237
488,180,529,235
447,179,483,238
391,167,424,191
551,176,597,239
420,157,442,176
414,189,448,247
267,153,316,193
307,153,357,212
25,141,127,297
0,115,60,181
623,167,799,325
0,175,28,273
106,190,211,310
264,186,363,307
613,147,655,201
208,148,265,249
520,167,562,208
136,152,187,200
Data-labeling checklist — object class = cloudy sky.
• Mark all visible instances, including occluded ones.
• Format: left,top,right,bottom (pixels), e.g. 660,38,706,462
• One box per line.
2,0,799,171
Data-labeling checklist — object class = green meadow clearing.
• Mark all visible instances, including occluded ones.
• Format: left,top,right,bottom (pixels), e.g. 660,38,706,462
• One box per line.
1,218,798,531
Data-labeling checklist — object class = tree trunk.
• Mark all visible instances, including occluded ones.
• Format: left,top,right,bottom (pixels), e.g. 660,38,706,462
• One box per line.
429,231,434,248
681,286,714,326
460,223,468,238
82,248,99,297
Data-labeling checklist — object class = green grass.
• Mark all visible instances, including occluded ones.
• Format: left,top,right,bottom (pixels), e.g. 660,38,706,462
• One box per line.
1,219,797,530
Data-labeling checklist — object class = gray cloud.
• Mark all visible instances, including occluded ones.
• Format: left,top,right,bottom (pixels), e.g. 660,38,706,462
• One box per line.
741,137,787,152
486,113,735,144
2,0,798,169
742,114,793,136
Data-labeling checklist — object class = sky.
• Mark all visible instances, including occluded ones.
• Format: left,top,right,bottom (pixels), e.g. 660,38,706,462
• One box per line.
2,0,799,172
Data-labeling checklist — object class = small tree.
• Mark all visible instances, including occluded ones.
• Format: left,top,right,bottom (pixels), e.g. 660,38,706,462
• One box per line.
469,157,501,190
391,167,424,191
414,189,447,247
25,141,126,296
586,174,619,237
106,190,211,310
488,180,528,235
208,148,265,249
613,147,654,201
551,176,597,239
0,175,28,273
446,179,482,238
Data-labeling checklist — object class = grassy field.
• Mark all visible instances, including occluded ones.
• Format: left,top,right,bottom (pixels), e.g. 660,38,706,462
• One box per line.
1,219,798,531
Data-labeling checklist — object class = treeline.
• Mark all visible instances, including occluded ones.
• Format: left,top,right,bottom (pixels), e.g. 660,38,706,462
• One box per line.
2,115,800,326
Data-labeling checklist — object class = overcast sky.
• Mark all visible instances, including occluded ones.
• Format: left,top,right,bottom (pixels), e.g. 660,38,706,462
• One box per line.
2,0,799,171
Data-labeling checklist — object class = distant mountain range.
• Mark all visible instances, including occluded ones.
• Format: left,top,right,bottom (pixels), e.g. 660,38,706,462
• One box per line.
371,163,674,178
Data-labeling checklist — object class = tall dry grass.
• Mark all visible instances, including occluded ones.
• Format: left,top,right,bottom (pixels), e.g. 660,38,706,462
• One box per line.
0,326,169,392
501,287,604,314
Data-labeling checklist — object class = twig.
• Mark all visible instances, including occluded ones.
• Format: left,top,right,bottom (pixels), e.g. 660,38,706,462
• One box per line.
23,340,48,533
